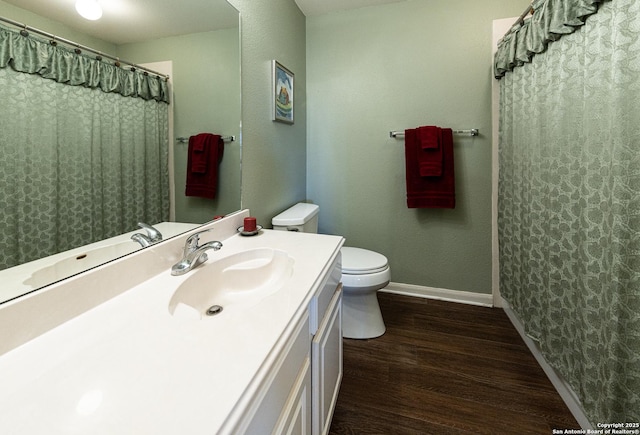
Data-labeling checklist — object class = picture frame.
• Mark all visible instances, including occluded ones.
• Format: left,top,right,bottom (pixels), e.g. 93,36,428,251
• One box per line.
272,60,294,124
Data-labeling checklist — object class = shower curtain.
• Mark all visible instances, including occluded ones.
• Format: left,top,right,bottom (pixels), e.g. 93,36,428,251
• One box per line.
496,0,639,425
0,25,170,269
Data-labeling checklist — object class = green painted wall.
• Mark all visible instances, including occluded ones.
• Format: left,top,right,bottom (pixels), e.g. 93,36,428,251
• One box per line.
227,0,307,228
117,29,241,223
306,0,529,294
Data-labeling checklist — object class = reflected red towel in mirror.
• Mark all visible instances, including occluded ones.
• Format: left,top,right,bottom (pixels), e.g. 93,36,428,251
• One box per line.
190,133,210,173
186,133,224,199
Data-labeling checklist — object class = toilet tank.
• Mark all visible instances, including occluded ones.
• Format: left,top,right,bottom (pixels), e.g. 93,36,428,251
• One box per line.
272,203,319,233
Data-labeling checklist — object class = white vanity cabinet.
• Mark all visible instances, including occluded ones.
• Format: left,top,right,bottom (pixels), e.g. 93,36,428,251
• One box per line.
238,313,312,435
310,278,343,435
238,254,343,435
233,286,343,435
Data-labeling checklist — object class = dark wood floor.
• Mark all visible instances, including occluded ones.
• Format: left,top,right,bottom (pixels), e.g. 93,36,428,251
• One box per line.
329,292,580,435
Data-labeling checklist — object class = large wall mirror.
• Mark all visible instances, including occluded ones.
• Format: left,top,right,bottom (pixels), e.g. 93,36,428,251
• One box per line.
0,0,241,303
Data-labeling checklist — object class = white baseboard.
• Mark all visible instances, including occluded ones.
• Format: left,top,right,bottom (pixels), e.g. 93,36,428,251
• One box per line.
501,299,593,430
381,282,493,307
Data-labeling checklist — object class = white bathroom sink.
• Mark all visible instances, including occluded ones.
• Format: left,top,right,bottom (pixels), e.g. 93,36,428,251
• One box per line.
23,242,141,288
168,248,294,320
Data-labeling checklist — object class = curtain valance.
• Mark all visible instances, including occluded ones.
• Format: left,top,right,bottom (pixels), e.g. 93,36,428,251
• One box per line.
0,25,169,103
494,0,609,79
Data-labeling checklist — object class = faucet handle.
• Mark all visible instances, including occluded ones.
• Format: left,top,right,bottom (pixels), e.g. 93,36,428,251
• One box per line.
185,229,213,252
137,222,163,242
131,233,152,247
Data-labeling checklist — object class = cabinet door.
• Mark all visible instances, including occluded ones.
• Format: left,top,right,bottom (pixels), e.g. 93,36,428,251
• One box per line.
272,357,312,435
312,286,343,435
240,313,311,435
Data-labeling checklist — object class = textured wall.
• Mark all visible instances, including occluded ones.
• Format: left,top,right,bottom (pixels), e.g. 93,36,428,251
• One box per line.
306,0,530,294
227,0,308,228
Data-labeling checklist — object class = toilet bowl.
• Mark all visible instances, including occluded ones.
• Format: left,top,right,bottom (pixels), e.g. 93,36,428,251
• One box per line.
272,203,390,339
340,247,390,339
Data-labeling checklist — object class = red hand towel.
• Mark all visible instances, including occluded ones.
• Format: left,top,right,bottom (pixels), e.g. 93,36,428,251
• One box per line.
190,133,211,174
185,133,224,199
404,127,455,208
417,126,442,177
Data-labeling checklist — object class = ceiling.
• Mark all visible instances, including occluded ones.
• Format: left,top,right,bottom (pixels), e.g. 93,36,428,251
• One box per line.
1,0,239,45
295,0,405,17
2,0,406,45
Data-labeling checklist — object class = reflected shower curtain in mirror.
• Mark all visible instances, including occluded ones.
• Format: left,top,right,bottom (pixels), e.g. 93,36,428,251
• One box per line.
498,0,639,425
0,30,170,270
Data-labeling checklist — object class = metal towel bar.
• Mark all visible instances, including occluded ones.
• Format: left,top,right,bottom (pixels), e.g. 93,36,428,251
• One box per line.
389,129,479,138
176,136,235,144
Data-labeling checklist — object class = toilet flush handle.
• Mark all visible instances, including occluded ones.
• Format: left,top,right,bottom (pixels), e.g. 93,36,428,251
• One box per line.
286,226,299,232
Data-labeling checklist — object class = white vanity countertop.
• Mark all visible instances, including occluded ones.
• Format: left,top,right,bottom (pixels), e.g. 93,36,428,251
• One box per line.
0,229,344,435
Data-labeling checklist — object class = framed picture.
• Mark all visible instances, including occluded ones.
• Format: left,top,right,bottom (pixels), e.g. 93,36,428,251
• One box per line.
272,60,294,124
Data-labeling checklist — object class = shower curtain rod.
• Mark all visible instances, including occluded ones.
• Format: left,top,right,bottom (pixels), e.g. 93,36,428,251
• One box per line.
511,4,534,30
0,15,169,80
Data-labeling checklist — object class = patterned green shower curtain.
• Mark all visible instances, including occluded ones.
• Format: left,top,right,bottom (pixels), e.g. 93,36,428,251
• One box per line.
497,0,639,426
0,26,170,269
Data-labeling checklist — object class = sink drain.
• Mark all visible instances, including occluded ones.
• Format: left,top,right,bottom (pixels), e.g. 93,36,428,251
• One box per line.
206,305,223,316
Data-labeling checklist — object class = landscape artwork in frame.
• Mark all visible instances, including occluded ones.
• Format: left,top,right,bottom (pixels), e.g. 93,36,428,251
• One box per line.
273,60,294,124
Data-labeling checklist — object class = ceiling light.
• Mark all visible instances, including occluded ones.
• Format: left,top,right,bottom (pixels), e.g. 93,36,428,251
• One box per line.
75,0,103,21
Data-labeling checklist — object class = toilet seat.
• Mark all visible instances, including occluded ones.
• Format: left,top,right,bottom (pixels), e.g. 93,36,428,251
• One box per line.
341,268,390,291
341,247,388,275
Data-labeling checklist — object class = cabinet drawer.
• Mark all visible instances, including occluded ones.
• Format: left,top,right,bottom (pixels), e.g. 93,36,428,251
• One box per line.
309,254,342,335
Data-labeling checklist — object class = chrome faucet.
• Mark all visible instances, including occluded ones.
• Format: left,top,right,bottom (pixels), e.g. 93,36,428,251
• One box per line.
171,230,223,276
131,222,163,247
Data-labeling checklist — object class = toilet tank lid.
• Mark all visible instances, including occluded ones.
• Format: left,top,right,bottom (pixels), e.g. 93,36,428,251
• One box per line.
272,203,319,226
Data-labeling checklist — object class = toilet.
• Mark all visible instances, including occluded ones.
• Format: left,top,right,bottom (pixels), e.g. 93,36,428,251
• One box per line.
272,203,390,339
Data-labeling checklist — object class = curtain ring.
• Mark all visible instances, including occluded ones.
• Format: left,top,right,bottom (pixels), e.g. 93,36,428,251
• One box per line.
20,25,28,37
95,55,102,61
130,66,136,72
74,46,82,54
115,57,121,67
49,36,57,46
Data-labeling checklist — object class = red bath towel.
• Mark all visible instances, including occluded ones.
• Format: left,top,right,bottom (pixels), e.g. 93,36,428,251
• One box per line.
416,126,442,177
185,133,224,199
404,127,455,208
